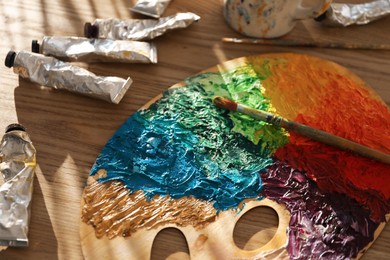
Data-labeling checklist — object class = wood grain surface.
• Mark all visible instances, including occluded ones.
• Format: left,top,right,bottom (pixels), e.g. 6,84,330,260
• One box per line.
0,0,389,259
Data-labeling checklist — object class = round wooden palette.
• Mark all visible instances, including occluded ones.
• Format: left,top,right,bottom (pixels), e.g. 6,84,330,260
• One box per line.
80,53,390,259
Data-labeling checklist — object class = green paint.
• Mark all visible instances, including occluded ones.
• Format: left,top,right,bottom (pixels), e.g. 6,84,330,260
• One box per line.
143,84,271,170
185,64,288,155
251,58,274,80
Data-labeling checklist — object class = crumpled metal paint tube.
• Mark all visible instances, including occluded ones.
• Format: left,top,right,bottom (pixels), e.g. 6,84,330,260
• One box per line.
84,12,200,41
129,0,172,18
315,0,390,26
4,50,132,104
0,124,36,250
31,36,157,64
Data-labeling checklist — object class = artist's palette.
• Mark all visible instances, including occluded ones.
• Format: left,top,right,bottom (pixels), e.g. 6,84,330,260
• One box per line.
80,53,390,259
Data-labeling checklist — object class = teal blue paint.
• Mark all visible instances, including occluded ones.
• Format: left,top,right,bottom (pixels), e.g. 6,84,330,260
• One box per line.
91,67,288,211
91,84,272,210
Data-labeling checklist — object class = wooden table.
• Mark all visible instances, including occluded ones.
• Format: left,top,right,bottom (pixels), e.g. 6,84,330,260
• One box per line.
0,0,389,259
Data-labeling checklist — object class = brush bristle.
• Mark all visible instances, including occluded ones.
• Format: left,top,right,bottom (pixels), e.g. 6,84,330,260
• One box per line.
213,97,238,111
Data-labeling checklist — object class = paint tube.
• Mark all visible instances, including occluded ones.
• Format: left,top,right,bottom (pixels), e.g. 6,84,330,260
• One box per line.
0,124,36,250
315,0,390,26
4,50,132,104
130,0,172,18
84,12,200,41
31,36,157,64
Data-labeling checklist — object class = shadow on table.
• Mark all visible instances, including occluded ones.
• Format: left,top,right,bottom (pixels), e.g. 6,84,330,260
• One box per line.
11,77,132,259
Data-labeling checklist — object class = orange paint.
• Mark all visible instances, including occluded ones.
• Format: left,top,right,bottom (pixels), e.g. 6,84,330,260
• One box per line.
248,54,390,220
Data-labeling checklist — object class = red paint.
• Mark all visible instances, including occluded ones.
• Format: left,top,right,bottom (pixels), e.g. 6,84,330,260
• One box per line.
275,75,390,221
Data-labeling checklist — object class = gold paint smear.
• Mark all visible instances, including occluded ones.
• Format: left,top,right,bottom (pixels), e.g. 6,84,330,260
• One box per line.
82,173,217,239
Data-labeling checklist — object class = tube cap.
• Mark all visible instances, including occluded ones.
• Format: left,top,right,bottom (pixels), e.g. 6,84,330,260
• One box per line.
5,123,26,133
314,10,328,22
31,40,40,53
5,51,16,68
84,22,99,38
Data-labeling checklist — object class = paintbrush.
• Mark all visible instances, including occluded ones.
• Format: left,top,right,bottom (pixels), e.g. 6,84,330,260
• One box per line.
222,37,390,50
213,96,390,165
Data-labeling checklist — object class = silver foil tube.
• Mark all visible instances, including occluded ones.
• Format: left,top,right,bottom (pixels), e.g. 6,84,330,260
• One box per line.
316,0,390,26
130,0,172,18
85,12,201,41
33,36,157,63
0,124,36,249
6,51,132,104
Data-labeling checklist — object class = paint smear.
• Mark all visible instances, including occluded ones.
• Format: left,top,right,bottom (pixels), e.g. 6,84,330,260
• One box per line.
82,171,216,238
261,161,379,259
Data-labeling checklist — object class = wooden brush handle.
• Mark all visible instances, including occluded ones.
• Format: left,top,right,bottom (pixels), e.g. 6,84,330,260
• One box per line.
237,104,390,165
282,119,390,164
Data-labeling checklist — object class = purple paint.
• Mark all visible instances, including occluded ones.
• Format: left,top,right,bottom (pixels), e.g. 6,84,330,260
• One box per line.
261,161,379,259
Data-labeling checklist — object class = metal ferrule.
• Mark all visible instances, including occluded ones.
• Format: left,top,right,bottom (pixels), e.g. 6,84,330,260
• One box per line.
317,0,390,26
12,51,132,104
0,125,36,249
88,12,200,41
37,36,157,63
130,0,172,18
